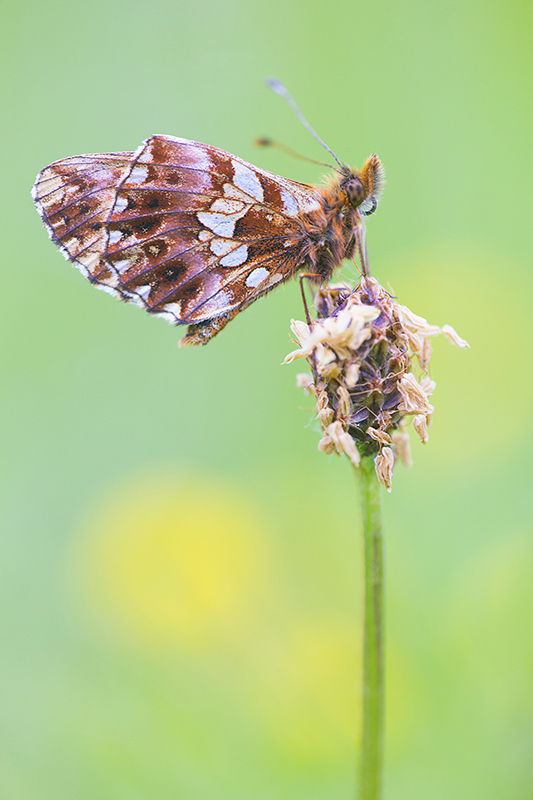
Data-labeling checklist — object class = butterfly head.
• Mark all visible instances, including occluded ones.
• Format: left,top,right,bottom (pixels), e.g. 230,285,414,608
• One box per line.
340,154,385,216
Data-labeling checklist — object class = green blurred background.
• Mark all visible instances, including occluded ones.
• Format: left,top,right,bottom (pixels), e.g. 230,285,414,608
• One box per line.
2,0,532,797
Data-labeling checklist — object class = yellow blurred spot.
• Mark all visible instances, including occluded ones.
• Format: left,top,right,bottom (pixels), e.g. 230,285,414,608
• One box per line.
252,620,361,768
70,471,269,651
251,621,421,767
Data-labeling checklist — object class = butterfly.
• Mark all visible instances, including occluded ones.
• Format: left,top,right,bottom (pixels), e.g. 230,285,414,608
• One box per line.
31,81,384,346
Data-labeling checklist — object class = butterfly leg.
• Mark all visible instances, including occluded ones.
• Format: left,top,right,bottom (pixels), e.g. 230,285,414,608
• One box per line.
354,219,370,277
298,272,324,326
298,272,324,382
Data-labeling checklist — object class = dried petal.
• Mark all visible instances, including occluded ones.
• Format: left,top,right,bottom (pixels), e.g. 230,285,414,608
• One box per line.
397,305,431,334
326,421,348,454
441,324,470,348
299,301,379,360
326,421,360,466
316,390,335,426
290,319,310,345
338,431,361,466
296,373,315,394
413,414,429,444
391,429,412,468
397,305,441,349
375,447,394,492
317,406,335,426
408,331,424,356
337,385,351,417
283,347,306,364
345,363,360,388
367,427,393,446
316,390,330,414
419,338,433,370
318,434,336,455
420,376,436,397
398,373,432,415
315,344,339,377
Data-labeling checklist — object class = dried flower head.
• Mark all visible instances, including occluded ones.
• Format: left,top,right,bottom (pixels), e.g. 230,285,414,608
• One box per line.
286,277,469,491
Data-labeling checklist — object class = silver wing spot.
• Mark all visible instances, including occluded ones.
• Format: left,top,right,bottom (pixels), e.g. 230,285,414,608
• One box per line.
197,210,247,238
114,259,130,274
220,244,248,267
280,188,299,217
210,238,237,257
114,196,128,214
231,160,264,202
127,166,149,184
245,267,270,288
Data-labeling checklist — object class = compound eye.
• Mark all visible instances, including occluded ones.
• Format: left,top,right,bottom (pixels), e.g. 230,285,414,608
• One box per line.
361,196,378,216
344,178,366,205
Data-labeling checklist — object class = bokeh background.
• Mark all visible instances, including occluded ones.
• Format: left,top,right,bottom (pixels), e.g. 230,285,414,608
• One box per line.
2,0,532,798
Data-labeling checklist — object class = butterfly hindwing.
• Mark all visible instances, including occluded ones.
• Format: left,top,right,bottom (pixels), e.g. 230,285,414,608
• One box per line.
32,152,136,297
33,136,324,334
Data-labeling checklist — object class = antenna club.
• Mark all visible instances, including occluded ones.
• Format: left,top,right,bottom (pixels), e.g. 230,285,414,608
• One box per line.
265,77,286,96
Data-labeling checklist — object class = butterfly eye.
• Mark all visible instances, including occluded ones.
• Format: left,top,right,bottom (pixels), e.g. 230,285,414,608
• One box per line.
360,196,378,216
344,178,366,206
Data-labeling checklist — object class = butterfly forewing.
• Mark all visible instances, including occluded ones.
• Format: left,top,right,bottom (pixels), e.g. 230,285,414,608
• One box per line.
32,135,324,334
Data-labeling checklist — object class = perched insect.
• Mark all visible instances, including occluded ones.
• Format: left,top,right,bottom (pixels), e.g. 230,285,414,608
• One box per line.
32,80,384,345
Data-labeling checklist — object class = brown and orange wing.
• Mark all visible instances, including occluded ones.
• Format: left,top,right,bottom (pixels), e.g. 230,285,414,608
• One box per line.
32,135,324,340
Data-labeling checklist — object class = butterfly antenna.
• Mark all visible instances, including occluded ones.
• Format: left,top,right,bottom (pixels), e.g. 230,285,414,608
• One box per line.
266,77,344,169
254,137,335,170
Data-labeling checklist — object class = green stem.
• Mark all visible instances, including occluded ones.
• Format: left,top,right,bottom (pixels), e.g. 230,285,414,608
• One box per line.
355,456,385,800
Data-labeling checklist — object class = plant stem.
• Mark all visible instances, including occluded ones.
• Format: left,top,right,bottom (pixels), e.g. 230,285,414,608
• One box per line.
355,456,385,800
